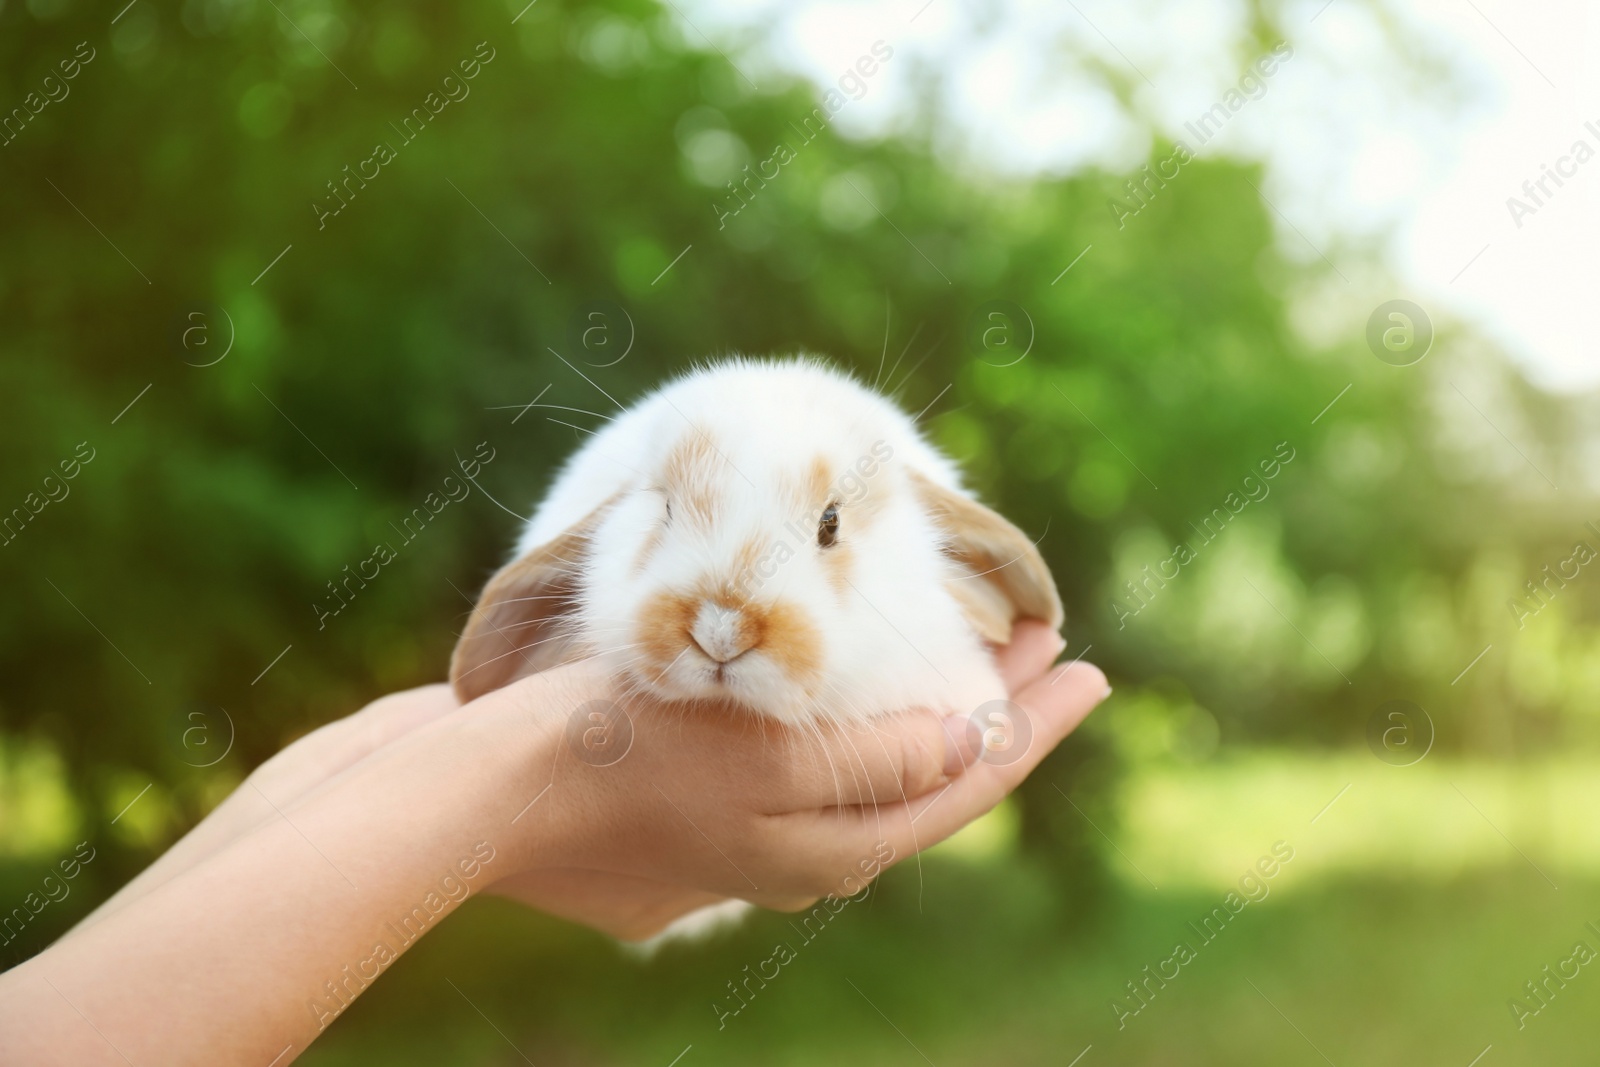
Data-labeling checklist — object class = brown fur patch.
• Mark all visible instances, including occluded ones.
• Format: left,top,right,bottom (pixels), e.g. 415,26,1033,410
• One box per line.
643,577,822,690
821,542,854,597
660,428,721,527
808,455,832,506
632,521,666,576
781,455,844,523
830,453,891,535
756,599,824,686
947,579,1014,644
839,488,886,535
449,491,623,704
731,536,765,589
636,589,699,674
906,468,1064,641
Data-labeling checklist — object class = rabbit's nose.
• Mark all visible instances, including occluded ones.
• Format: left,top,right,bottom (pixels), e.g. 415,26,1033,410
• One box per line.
690,601,756,663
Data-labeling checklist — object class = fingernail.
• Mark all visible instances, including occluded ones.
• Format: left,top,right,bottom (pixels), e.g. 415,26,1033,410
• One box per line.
940,713,974,775
1051,631,1068,657
1101,685,1113,701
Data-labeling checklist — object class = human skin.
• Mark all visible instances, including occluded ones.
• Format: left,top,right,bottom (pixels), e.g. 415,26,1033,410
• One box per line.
0,621,1107,1065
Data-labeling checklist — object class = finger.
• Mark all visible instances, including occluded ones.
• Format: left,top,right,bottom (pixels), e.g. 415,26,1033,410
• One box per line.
780,659,1110,888
992,620,1066,692
787,621,1067,810
753,707,961,814
899,659,1108,846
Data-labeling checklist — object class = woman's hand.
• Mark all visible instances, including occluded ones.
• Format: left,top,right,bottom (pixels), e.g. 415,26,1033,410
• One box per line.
478,619,1108,921
485,620,1106,937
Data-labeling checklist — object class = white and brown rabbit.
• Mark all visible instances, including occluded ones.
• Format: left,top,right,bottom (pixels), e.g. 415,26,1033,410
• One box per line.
450,357,1063,728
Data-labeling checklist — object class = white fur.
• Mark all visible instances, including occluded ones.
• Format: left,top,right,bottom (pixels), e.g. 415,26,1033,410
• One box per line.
518,356,1009,727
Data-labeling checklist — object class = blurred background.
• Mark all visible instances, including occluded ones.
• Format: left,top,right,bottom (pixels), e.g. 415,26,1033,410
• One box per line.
3,0,1598,1062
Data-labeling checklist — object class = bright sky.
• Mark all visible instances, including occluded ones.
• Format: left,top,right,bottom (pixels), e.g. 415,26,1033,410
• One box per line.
686,0,1598,392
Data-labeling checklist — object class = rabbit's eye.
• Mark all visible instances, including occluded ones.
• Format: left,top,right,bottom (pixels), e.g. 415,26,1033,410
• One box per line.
818,503,839,548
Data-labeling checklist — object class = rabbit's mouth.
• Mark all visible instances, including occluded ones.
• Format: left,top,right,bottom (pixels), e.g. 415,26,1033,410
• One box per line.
632,589,825,714
623,639,811,721
680,643,756,696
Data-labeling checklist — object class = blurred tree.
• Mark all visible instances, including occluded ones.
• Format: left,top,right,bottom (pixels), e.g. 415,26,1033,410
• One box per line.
1,0,1595,960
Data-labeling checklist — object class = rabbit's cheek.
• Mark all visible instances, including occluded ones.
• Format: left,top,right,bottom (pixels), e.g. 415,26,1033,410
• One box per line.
636,590,700,673
751,599,824,688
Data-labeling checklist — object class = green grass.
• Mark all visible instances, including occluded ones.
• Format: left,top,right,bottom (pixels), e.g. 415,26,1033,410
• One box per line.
11,748,1597,1063
1118,751,1600,887
304,859,1596,1067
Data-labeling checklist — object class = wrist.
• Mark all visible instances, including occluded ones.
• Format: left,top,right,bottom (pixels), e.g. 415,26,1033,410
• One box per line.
453,667,587,882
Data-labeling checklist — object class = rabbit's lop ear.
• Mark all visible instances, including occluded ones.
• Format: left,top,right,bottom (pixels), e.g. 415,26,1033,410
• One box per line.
450,498,613,704
908,469,1064,644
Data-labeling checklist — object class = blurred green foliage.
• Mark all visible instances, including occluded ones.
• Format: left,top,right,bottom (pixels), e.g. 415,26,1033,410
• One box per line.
2,0,1597,1060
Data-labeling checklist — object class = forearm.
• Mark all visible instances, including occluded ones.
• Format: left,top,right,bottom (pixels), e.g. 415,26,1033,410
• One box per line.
0,696,552,1066
63,785,281,943
69,685,460,938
